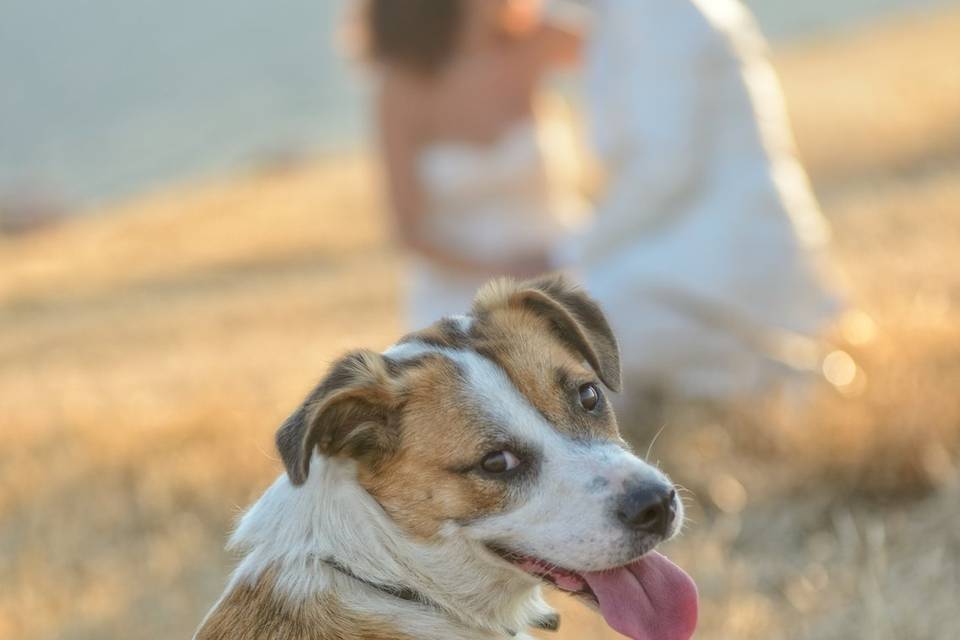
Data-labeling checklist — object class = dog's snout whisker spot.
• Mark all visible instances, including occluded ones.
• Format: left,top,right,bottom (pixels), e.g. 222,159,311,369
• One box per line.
673,482,697,495
587,476,610,493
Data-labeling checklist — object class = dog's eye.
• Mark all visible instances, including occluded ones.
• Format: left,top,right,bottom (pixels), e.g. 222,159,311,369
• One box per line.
578,383,601,411
480,450,520,474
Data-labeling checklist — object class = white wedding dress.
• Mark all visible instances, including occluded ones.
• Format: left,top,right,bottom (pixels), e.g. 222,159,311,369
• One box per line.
407,118,581,329
571,0,841,398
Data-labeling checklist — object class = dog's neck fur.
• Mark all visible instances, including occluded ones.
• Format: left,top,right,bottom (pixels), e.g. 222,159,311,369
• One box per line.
213,454,552,639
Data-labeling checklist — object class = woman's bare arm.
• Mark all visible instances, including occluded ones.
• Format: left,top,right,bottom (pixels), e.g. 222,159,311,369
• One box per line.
377,75,427,249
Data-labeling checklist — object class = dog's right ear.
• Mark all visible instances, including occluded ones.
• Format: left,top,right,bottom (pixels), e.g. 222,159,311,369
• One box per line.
275,350,401,485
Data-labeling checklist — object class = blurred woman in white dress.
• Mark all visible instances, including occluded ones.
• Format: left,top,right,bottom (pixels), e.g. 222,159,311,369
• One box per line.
568,0,842,398
366,0,581,329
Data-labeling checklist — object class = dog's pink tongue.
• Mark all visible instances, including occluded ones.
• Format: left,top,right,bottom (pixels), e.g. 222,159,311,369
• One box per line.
582,552,698,640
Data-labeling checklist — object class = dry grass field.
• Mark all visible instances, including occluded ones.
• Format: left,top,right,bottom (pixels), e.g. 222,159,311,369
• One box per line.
2,8,960,639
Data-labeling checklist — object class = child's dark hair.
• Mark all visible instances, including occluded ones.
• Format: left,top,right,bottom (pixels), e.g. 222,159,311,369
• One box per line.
366,0,466,75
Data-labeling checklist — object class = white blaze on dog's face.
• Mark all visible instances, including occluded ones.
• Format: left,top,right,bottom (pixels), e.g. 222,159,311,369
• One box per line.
436,343,682,572
276,275,683,581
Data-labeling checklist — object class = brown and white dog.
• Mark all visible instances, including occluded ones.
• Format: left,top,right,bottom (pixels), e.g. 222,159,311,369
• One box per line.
194,276,698,640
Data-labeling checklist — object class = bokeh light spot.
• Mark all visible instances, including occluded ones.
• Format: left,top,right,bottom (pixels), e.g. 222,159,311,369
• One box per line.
709,474,748,514
823,350,857,388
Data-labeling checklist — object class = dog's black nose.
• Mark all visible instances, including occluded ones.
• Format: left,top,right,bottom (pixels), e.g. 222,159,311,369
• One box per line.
616,483,676,535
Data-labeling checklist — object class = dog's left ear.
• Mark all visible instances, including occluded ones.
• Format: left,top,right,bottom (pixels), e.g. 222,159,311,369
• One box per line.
275,350,401,485
477,275,622,392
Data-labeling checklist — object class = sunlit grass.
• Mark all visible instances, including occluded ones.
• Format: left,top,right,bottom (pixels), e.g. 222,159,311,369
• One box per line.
2,9,959,640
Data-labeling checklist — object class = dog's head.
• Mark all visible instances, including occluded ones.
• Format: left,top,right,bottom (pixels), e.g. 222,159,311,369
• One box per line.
275,275,696,638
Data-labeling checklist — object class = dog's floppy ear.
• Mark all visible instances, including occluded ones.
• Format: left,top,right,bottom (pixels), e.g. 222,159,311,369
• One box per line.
276,350,401,485
480,274,621,392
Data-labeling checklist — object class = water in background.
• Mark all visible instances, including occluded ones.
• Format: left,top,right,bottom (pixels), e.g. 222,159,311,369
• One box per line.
1,0,954,207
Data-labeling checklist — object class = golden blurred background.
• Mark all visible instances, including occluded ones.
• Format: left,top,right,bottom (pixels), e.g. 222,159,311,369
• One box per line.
2,5,960,640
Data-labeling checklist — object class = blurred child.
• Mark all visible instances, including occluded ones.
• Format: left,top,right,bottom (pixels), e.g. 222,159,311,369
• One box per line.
367,0,581,328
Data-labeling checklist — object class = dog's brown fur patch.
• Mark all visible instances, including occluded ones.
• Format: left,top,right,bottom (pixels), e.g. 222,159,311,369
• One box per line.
470,303,621,442
473,276,622,392
360,356,512,538
399,316,471,351
195,568,416,640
